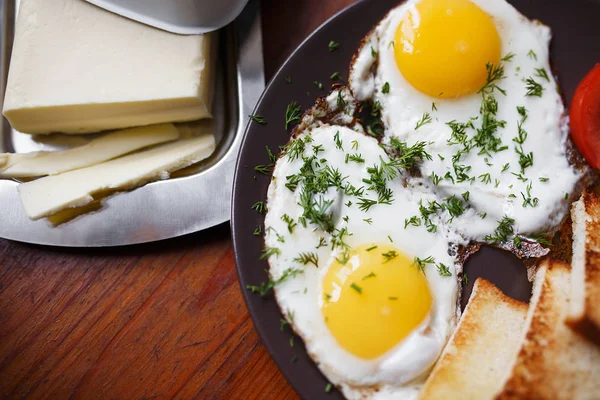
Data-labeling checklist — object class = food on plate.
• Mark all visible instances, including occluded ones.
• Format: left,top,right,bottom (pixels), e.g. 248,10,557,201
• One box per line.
421,259,600,400
3,0,214,134
0,0,219,222
349,0,581,242
18,134,215,220
570,64,600,169
0,124,180,178
247,0,600,397
496,259,600,399
567,189,600,344
419,279,527,400
264,90,458,399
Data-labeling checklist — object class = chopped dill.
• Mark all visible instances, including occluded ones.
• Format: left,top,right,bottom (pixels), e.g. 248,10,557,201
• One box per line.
246,268,303,297
334,131,343,150
249,114,266,125
382,82,390,94
251,201,266,214
350,282,363,294
404,215,422,229
413,256,435,273
281,214,297,233
535,67,550,82
484,215,515,243
525,77,543,97
362,272,376,280
382,250,398,263
285,101,302,129
294,252,319,268
415,113,432,130
501,52,516,62
437,263,452,277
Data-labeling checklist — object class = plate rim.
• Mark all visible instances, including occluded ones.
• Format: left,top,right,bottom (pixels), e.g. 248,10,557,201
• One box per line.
231,0,600,397
0,0,264,247
231,1,369,397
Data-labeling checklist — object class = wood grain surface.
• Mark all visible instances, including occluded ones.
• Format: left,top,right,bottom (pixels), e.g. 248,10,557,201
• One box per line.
0,0,356,398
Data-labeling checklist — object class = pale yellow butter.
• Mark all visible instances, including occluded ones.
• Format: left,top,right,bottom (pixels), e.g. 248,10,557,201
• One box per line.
3,0,214,134
0,123,180,178
18,134,216,220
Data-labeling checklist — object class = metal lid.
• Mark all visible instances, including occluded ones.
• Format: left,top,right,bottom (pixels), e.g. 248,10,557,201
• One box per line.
84,0,250,34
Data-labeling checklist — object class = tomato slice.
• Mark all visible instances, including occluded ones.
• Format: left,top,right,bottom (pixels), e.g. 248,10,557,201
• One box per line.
570,63,600,169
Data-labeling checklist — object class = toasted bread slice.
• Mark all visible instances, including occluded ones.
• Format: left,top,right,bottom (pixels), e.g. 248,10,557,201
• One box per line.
419,279,528,400
495,259,600,399
568,190,600,344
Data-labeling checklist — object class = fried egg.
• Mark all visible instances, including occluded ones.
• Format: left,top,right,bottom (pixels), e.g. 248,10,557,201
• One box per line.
349,0,581,243
264,116,458,398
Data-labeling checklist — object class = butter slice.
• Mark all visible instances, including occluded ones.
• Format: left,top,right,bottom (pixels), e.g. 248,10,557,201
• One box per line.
0,124,180,178
3,0,214,134
18,134,215,220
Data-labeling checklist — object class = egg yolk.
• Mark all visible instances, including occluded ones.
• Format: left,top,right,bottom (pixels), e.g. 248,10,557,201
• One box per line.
394,0,501,98
321,244,432,359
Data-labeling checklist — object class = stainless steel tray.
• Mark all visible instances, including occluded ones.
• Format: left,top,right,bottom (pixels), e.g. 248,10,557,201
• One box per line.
0,0,264,247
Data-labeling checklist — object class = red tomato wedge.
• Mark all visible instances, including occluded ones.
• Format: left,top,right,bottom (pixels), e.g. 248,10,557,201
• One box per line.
570,63,600,169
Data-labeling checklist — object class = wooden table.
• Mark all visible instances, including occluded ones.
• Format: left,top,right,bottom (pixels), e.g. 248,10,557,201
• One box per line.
0,0,356,398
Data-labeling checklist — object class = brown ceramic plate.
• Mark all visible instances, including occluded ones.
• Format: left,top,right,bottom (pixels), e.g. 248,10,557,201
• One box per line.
232,0,600,398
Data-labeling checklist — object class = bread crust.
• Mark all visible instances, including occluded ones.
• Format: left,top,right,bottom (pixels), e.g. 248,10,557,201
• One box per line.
496,259,600,400
419,279,527,400
567,190,600,345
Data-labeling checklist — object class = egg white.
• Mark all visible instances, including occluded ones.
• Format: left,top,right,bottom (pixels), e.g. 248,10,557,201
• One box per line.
265,123,458,399
349,0,581,243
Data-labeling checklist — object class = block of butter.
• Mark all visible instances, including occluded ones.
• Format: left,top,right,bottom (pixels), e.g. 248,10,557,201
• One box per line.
0,123,180,178
18,134,216,220
3,0,214,135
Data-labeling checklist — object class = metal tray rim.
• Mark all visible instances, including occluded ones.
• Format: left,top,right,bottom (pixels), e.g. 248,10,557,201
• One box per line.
0,0,264,247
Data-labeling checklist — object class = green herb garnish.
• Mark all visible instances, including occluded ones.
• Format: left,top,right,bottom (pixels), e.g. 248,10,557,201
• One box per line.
413,256,435,273
535,67,550,82
285,101,302,129
382,250,398,263
437,263,452,277
501,52,516,62
246,267,302,296
249,114,266,125
404,216,422,229
350,282,363,294
294,252,319,268
415,113,432,130
382,82,390,94
251,201,266,214
525,77,543,97
484,215,515,243
334,131,343,150
254,164,272,175
362,272,376,280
